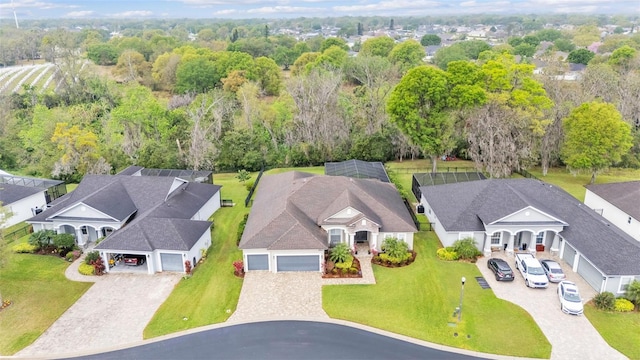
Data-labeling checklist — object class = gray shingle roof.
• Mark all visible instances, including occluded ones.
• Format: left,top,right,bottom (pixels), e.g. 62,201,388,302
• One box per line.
585,181,640,221
0,183,43,205
421,179,640,275
240,171,417,250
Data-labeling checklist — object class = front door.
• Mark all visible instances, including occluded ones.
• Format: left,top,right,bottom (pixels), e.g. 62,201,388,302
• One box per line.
354,231,368,244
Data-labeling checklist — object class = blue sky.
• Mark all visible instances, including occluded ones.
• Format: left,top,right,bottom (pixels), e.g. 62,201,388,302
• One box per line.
0,0,638,20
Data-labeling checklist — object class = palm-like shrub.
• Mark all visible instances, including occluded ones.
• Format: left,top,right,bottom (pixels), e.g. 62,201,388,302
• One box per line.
625,280,640,309
382,237,409,260
593,291,615,311
28,229,56,250
452,237,481,260
330,243,351,263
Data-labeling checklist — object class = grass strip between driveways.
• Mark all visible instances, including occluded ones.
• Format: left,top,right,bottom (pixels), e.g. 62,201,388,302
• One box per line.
584,303,640,359
323,230,552,359
0,237,92,355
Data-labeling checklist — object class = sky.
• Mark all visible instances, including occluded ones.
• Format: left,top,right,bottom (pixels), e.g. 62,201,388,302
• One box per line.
0,0,638,20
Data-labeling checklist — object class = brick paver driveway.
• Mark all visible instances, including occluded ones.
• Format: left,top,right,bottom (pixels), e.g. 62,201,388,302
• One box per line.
477,252,626,360
16,272,180,357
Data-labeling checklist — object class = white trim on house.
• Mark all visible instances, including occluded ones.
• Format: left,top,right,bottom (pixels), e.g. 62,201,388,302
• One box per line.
584,189,640,242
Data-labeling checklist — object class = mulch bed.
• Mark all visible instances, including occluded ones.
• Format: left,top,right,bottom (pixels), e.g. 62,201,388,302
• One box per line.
322,257,362,278
371,251,417,268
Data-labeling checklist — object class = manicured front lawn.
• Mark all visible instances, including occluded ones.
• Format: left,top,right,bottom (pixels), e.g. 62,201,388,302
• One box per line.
0,238,91,355
323,231,551,359
144,172,248,338
584,303,640,359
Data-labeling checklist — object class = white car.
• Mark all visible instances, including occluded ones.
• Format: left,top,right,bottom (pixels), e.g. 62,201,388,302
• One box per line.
557,281,584,315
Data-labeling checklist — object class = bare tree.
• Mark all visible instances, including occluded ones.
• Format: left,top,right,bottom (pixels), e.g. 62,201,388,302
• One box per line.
286,68,349,160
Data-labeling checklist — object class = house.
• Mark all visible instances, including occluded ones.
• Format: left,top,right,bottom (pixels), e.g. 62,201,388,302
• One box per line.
0,174,67,228
28,172,221,274
584,181,640,242
420,178,640,294
239,171,417,273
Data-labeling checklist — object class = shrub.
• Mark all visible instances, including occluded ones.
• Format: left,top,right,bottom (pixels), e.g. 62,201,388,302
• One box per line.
28,229,56,250
53,233,76,253
593,291,616,311
232,260,244,274
65,252,75,262
382,237,409,259
12,242,37,253
334,256,353,269
452,237,481,260
625,280,640,308
236,214,249,246
436,247,459,261
330,243,352,264
614,298,634,312
245,180,255,192
185,260,192,275
92,257,106,276
78,262,95,275
84,250,100,265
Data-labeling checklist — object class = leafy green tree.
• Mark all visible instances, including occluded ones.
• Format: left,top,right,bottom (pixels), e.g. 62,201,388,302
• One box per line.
514,43,537,57
535,29,562,42
607,45,637,71
86,43,120,65
175,57,218,94
388,39,425,73
572,25,601,47
53,233,76,253
433,45,467,70
562,101,633,184
236,169,252,183
567,48,595,64
554,38,576,52
387,66,456,172
420,34,442,46
320,37,349,52
254,57,282,96
359,36,395,57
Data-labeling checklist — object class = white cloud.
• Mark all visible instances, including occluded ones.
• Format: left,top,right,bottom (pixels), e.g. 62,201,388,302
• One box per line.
247,6,323,14
110,10,154,18
66,10,94,17
0,0,77,10
213,9,238,15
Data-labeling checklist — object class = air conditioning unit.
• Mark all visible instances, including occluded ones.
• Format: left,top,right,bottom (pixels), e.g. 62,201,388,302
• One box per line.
416,204,425,214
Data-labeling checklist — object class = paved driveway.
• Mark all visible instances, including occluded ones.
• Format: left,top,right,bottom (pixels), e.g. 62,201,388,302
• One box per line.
16,272,181,357
476,252,626,360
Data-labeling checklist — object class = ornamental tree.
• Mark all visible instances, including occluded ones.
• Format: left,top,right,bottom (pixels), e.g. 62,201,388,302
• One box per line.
561,101,633,184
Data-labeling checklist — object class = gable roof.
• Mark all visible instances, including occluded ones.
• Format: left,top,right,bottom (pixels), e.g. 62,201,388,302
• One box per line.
240,171,417,250
0,183,44,205
422,179,640,275
585,181,640,221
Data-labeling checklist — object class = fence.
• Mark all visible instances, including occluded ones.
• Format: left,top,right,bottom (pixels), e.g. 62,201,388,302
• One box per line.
3,225,31,242
515,169,540,181
244,167,265,207
402,198,421,231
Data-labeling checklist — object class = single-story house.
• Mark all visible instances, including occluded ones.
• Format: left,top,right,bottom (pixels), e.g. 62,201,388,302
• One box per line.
0,174,66,228
239,171,417,273
28,173,221,274
420,178,640,294
584,181,640,242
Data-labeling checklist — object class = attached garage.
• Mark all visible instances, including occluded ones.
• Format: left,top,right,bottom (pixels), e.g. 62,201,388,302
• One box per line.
577,256,604,291
276,255,320,272
247,254,269,270
160,253,183,272
562,243,577,267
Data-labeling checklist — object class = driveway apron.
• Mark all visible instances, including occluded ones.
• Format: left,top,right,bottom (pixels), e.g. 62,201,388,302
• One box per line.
476,253,626,360
16,272,180,357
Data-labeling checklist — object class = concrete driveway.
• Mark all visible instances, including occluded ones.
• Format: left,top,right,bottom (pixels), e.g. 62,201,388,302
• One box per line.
16,272,180,357
476,252,626,360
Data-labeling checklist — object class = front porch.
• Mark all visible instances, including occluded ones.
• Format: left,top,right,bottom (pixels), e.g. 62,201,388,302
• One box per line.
483,229,561,258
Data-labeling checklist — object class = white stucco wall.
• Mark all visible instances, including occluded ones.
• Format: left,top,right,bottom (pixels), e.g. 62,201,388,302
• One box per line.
186,229,211,268
192,190,221,221
2,191,46,228
379,232,414,250
56,203,113,219
584,190,640,242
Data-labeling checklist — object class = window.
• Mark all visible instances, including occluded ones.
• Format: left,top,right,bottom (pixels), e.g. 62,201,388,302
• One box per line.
384,233,394,240
491,232,501,245
536,232,544,244
329,229,341,246
619,276,634,293
397,233,406,242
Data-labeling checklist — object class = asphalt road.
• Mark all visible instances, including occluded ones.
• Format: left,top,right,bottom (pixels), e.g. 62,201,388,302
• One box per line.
64,321,487,360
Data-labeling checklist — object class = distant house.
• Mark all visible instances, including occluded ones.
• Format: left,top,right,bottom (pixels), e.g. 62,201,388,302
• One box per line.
584,181,640,242
420,178,640,294
0,174,66,228
28,171,221,274
239,172,417,273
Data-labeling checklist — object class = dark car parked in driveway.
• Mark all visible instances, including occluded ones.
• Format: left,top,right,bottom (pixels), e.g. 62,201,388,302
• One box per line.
124,255,146,266
487,258,514,281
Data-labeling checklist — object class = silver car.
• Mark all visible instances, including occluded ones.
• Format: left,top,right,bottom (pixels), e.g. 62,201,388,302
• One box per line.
557,281,584,315
541,259,566,283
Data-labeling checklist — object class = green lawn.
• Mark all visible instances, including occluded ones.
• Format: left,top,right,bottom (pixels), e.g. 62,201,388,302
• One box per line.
0,237,92,355
144,172,249,338
584,303,640,359
323,231,551,359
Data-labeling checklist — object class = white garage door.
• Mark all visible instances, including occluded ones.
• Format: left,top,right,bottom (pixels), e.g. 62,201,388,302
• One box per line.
577,256,603,292
276,255,319,272
161,253,183,272
247,254,269,270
